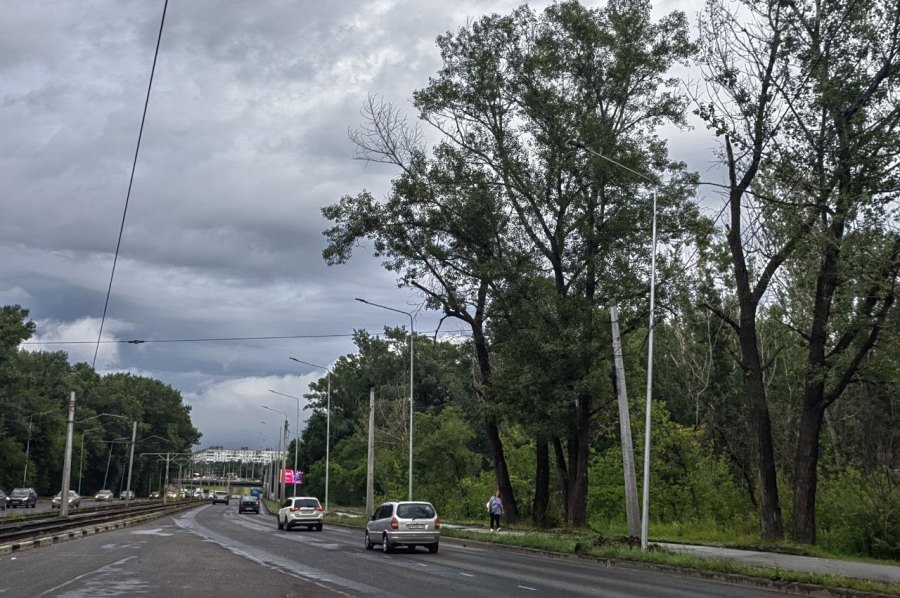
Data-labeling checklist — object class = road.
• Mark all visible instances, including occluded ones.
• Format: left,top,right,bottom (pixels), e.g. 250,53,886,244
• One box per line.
0,502,788,597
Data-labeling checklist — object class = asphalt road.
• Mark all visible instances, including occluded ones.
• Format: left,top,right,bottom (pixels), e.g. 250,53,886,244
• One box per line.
0,502,787,597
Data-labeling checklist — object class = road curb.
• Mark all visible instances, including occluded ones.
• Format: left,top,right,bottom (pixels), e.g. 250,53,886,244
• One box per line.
0,503,200,557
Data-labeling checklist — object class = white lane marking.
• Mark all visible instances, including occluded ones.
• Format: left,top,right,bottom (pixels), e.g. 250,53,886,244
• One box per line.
415,562,428,567
460,572,474,577
518,585,537,591
37,556,137,597
131,528,173,536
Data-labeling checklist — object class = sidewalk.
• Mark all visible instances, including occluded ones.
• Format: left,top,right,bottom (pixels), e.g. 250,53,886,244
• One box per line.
440,522,900,585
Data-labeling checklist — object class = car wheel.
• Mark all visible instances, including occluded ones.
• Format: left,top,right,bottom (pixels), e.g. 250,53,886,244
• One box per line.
316,523,323,532
428,543,439,554
277,517,283,530
365,531,373,550
382,533,393,554
407,545,416,552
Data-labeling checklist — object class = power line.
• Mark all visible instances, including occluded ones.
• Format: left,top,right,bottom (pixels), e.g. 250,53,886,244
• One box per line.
92,0,169,369
23,330,473,346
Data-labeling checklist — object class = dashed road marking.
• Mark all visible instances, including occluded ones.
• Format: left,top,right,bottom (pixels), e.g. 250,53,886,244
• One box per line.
517,585,537,591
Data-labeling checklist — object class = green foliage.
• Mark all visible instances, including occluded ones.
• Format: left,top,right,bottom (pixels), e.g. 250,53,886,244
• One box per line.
818,467,900,560
589,405,750,530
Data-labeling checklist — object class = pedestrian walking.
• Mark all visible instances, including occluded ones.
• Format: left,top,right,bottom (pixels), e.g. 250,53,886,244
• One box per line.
487,489,503,532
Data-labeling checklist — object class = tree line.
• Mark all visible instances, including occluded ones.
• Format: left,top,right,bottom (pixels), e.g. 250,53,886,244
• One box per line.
0,305,201,498
314,0,899,557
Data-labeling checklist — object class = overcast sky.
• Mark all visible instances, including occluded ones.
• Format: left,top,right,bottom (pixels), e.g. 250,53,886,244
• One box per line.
2,0,717,451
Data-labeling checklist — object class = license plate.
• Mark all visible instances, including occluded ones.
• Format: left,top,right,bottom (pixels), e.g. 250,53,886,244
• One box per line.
407,524,425,529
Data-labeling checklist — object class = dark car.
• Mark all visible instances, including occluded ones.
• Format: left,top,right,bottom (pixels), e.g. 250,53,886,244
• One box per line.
9,488,38,508
238,495,259,514
211,491,229,505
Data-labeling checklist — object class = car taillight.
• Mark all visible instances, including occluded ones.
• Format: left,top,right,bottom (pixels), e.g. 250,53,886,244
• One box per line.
391,516,399,530
435,517,441,529
315,506,323,512
290,507,299,512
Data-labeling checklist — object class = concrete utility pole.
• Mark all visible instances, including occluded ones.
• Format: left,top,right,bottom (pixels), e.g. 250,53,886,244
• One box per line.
366,387,375,517
125,421,136,508
59,392,76,517
281,419,289,500
609,299,640,537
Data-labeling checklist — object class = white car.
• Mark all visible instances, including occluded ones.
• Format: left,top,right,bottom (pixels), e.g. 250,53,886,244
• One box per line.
277,496,323,531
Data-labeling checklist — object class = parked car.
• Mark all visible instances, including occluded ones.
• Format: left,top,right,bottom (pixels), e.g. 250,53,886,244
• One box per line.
149,491,160,499
94,489,114,502
238,495,259,514
9,487,38,508
277,496,323,531
0,489,8,510
52,490,80,509
211,491,229,505
119,490,134,500
365,501,440,554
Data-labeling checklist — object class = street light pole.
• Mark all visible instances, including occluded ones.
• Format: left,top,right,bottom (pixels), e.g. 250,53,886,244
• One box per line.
78,426,102,495
23,409,56,485
268,388,303,501
356,298,415,501
569,140,658,550
287,357,333,511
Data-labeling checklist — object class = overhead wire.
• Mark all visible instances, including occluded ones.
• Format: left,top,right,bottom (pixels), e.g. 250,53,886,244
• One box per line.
91,0,169,369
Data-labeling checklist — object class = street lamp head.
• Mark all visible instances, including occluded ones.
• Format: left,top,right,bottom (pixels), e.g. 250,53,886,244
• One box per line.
354,297,368,304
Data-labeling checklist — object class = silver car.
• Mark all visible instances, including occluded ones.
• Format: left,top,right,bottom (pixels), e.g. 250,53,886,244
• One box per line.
365,501,440,554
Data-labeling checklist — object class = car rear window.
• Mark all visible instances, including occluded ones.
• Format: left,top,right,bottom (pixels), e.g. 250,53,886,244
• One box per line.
242,496,258,502
397,504,435,519
294,498,320,508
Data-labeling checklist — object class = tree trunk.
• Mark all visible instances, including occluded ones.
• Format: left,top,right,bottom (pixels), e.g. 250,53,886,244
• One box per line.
472,323,519,522
740,319,784,541
533,436,549,526
553,436,569,522
566,393,590,527
793,399,825,544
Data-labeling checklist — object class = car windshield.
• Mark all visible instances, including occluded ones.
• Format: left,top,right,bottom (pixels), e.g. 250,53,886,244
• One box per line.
11,489,30,497
294,499,319,508
396,504,436,519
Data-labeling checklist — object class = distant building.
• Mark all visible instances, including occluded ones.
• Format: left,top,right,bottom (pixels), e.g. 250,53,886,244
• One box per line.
192,447,284,464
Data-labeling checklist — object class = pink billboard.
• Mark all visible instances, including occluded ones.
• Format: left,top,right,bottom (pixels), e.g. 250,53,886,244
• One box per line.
280,469,303,484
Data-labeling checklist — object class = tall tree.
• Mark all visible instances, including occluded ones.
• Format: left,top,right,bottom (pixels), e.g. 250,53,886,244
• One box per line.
698,0,900,542
411,0,696,525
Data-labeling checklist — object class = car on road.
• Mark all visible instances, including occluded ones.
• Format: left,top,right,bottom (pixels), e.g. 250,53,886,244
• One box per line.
0,489,8,510
95,489,114,502
211,491,230,505
9,488,38,508
52,490,80,509
238,495,259,514
119,490,134,500
365,501,440,554
149,491,160,499
277,496,323,531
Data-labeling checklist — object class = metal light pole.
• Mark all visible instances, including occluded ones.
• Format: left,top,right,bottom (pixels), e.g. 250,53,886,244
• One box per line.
78,426,102,495
570,141,658,550
268,388,303,501
23,409,57,485
356,298,415,501
288,356,333,511
260,416,285,500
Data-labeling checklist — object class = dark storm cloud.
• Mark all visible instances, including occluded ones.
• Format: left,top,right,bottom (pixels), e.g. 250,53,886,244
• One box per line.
3,0,713,448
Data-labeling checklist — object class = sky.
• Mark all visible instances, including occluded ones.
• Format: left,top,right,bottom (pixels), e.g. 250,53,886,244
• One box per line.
2,0,717,451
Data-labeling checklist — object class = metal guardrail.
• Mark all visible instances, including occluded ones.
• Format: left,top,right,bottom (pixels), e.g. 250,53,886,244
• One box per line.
0,500,199,545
